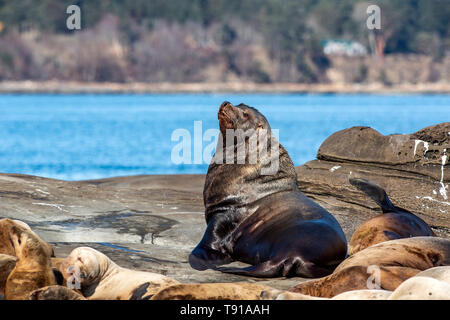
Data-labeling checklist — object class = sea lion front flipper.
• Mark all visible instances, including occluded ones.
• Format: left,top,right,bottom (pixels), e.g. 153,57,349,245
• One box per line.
349,178,397,213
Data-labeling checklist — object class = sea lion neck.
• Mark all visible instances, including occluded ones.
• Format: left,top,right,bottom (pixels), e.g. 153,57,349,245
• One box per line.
204,142,299,221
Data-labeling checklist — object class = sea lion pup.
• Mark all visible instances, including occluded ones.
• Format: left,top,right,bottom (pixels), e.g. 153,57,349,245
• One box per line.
0,254,17,299
29,285,87,300
189,101,347,277
0,218,54,257
151,282,275,300
288,237,450,298
60,247,179,300
348,178,434,255
5,226,56,300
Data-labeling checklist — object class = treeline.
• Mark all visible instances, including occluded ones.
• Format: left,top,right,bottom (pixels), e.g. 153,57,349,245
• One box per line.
0,0,448,83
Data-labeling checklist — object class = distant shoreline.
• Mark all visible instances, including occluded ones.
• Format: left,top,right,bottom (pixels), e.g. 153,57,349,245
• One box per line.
0,81,449,94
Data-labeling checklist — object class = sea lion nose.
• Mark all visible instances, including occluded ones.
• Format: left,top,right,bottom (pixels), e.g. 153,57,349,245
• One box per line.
219,101,232,112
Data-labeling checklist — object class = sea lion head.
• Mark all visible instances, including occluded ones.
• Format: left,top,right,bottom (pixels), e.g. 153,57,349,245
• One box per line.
9,226,52,265
61,247,110,288
218,101,270,135
0,218,54,257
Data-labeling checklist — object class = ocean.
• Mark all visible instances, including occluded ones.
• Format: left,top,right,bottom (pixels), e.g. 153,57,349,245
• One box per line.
0,93,449,181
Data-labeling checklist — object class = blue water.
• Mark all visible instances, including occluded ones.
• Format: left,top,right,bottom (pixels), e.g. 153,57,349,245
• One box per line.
0,93,449,181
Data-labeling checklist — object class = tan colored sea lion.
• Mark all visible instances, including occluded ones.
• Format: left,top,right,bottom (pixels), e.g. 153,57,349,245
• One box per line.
388,276,450,300
29,285,87,300
415,266,450,284
289,237,450,298
190,101,347,277
51,257,67,286
332,289,392,300
60,247,179,300
348,178,434,255
261,288,392,300
5,226,56,300
151,282,275,300
0,254,17,299
0,218,54,257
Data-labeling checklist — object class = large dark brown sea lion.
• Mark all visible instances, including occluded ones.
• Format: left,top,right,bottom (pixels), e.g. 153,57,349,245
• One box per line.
189,101,347,277
349,178,434,255
5,226,56,300
288,237,450,298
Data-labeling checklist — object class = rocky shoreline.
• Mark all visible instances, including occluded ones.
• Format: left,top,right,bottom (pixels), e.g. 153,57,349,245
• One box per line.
0,80,449,94
0,122,448,290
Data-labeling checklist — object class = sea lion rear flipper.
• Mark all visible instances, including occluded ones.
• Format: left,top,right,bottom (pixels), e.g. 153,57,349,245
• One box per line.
215,258,333,278
349,178,396,213
214,260,284,277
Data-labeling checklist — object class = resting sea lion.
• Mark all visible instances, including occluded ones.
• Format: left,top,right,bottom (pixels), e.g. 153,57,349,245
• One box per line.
289,237,450,298
261,288,392,300
60,247,179,300
151,282,275,300
348,178,434,255
29,285,86,300
415,266,450,284
189,101,347,277
388,276,450,300
0,218,54,257
5,226,56,300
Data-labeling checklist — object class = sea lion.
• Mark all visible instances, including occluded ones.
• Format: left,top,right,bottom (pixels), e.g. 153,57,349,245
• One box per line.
415,266,450,284
261,288,392,300
5,226,56,300
189,101,347,277
51,257,67,286
332,289,392,300
388,276,450,300
348,178,434,255
0,218,54,257
289,237,450,298
151,282,275,300
0,254,17,299
29,285,87,300
60,247,179,300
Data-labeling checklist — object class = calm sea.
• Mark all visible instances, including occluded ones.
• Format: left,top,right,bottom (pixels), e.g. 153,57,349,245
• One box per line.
0,93,449,181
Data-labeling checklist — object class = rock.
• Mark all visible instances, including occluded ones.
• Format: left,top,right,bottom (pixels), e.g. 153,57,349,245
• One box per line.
0,122,448,291
0,173,302,290
296,123,450,240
